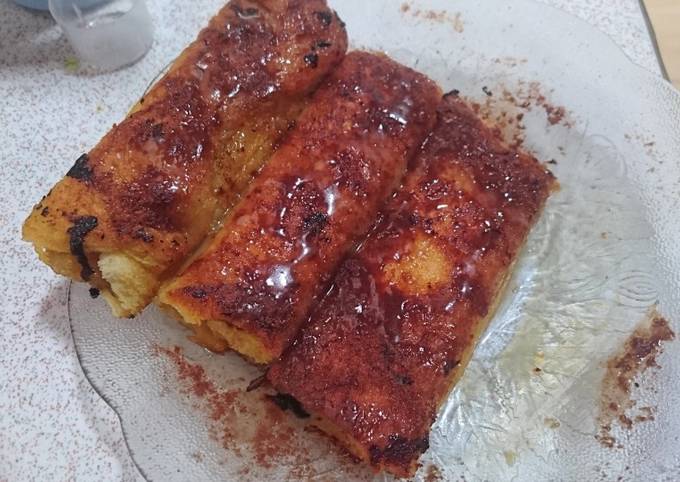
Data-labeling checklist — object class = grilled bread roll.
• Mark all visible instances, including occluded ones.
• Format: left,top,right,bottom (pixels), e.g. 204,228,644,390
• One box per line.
23,0,347,317
268,93,557,477
158,52,442,363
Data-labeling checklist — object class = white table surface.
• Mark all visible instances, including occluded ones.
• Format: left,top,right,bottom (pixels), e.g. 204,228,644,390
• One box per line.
0,0,664,480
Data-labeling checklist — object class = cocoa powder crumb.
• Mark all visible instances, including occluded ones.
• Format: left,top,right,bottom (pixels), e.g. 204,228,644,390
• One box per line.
425,464,443,481
406,8,463,32
596,311,675,448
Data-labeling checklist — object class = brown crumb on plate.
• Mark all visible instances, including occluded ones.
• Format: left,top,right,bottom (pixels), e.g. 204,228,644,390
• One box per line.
464,80,572,150
156,345,373,480
405,8,464,32
596,310,675,448
544,417,561,429
424,463,443,481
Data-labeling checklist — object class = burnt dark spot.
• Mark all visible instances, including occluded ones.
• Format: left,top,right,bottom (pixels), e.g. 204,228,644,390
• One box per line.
394,373,413,385
547,159,557,165
444,89,460,98
442,359,460,375
186,287,208,300
368,436,429,466
231,4,259,19
315,40,332,49
423,217,435,234
40,206,50,217
315,10,333,26
66,154,93,182
89,287,100,299
139,97,145,105
133,228,154,243
303,211,327,236
151,123,164,140
67,216,98,281
246,373,267,392
380,435,430,464
334,11,346,28
304,53,319,68
482,86,493,96
268,393,310,419
368,446,382,464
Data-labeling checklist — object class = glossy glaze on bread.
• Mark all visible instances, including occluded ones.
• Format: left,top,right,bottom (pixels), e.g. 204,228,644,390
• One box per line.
267,93,557,477
158,52,442,363
22,0,348,317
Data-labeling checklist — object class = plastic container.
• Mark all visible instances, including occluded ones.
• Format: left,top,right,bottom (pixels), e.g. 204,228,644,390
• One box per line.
12,0,104,11
48,0,153,71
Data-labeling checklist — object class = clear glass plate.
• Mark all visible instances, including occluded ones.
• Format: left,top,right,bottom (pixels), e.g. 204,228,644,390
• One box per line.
70,0,680,480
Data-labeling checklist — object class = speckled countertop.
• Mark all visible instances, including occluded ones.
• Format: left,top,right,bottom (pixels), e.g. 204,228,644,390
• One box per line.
0,0,663,480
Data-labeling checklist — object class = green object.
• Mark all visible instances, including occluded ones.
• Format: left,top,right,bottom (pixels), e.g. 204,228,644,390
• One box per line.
64,56,80,72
